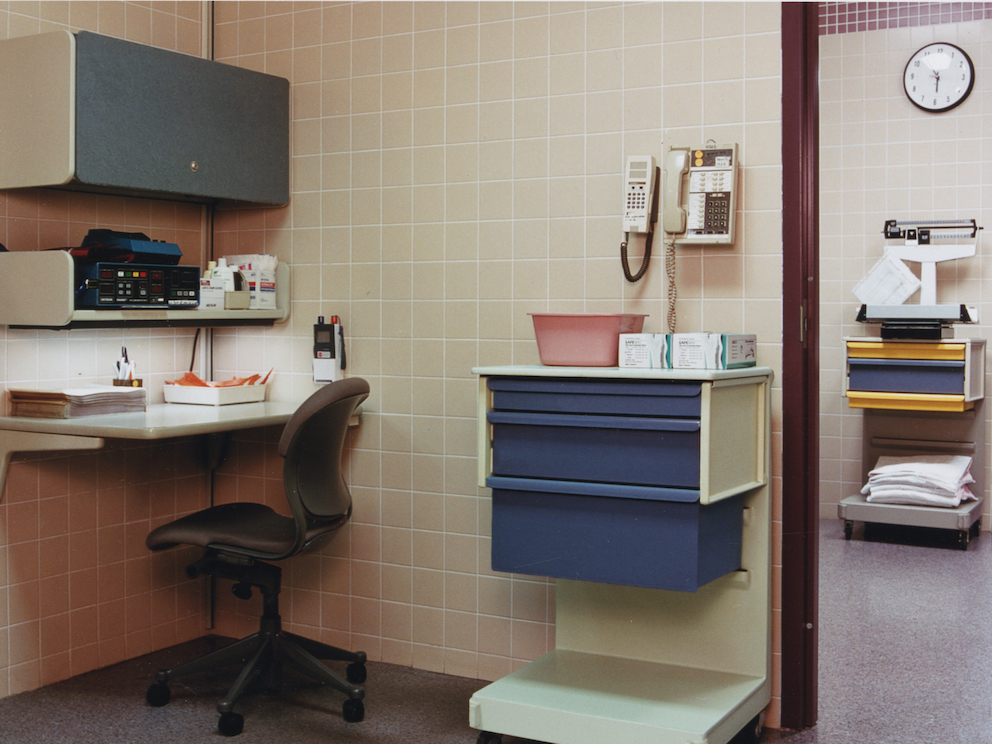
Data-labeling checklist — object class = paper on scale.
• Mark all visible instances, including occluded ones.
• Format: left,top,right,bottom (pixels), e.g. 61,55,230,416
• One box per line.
852,253,921,306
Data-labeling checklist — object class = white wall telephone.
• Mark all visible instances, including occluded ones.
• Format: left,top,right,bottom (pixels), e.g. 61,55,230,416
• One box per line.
620,155,658,283
663,143,739,245
623,156,657,233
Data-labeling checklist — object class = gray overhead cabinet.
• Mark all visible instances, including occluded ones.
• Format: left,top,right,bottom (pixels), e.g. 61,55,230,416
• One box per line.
0,30,289,206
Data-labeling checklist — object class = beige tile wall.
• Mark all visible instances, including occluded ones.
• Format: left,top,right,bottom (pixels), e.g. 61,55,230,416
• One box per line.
211,0,786,726
0,2,213,696
0,0,787,729
819,20,991,519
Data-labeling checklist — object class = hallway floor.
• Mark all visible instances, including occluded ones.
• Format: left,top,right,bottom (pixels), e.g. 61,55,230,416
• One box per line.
773,517,992,743
0,517,986,743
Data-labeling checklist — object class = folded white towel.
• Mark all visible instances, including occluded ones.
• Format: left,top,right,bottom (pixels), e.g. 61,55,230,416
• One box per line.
867,455,973,491
861,455,976,508
866,484,975,508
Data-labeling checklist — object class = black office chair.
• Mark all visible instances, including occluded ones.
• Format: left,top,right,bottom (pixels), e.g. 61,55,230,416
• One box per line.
144,377,371,737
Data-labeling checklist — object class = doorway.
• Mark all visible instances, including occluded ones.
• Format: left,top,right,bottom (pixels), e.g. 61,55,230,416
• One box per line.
780,2,819,731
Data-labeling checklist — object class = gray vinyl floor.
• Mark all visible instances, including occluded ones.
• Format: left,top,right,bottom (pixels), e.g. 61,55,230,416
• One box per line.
0,518,986,743
772,517,992,744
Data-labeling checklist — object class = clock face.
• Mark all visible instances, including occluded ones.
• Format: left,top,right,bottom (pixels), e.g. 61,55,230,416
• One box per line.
904,42,975,113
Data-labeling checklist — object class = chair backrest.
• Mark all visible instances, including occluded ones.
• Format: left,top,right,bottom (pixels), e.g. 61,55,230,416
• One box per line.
279,378,369,526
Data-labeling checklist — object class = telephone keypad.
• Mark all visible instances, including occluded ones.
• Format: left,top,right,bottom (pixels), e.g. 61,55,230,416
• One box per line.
686,165,733,236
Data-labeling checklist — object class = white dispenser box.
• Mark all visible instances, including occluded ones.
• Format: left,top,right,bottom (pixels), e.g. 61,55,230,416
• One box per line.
198,279,224,310
668,333,756,370
619,334,668,368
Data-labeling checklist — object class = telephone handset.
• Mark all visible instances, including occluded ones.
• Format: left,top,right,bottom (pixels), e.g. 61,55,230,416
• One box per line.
663,143,739,245
663,149,690,234
620,155,659,283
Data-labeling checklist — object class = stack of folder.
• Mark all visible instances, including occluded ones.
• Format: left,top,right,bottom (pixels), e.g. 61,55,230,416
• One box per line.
7,385,146,418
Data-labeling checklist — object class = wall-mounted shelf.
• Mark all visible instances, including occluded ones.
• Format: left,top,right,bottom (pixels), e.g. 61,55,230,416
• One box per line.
0,251,291,329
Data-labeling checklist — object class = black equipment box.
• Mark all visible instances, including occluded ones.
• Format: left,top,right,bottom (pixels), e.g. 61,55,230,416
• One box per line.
76,263,200,308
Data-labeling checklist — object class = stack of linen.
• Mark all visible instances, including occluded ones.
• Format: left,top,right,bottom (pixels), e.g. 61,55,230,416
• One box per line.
861,455,976,508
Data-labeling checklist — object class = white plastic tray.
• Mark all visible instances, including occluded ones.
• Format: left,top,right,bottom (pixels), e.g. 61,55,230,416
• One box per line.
163,384,266,406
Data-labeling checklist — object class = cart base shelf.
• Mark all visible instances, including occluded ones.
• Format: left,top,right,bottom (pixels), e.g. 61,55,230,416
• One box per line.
839,494,983,549
469,649,769,744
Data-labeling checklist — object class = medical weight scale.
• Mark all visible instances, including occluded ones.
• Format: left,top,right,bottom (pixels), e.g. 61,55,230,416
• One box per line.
843,218,986,548
857,218,981,338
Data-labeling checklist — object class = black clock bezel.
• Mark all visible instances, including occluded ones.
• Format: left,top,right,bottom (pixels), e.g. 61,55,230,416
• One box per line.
904,42,975,113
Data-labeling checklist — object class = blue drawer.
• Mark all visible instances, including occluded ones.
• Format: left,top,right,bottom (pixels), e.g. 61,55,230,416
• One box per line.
488,411,701,488
848,358,965,395
488,377,702,418
487,476,742,591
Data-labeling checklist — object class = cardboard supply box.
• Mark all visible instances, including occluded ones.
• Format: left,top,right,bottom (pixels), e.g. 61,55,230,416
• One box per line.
668,333,756,370
619,333,669,368
198,278,224,311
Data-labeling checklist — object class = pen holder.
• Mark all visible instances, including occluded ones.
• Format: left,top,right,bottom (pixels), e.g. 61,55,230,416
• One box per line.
113,379,143,387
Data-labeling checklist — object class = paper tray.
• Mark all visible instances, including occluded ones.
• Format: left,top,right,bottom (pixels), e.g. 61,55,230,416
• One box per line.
163,384,267,406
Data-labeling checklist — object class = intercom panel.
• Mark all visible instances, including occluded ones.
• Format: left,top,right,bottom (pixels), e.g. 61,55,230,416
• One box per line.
664,143,739,246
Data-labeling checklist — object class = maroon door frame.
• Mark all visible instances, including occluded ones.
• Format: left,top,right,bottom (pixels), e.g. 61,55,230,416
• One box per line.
780,2,820,731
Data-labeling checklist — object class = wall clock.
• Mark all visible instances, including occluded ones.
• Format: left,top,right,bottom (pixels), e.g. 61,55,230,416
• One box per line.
903,42,975,113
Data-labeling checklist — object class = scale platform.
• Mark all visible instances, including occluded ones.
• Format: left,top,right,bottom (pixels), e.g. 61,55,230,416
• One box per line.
857,304,977,339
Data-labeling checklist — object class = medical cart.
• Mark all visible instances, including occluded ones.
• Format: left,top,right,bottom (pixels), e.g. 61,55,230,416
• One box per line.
471,366,773,744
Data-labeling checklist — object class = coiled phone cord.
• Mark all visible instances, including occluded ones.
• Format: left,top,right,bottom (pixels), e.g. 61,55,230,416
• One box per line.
620,230,653,283
620,231,677,332
665,237,677,333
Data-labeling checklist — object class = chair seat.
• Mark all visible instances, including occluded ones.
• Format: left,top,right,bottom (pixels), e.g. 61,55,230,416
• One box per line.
147,503,299,555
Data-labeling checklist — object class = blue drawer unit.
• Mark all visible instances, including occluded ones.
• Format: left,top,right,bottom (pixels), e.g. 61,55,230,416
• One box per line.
487,476,742,591
488,410,701,488
478,370,768,591
487,377,702,418
848,358,965,395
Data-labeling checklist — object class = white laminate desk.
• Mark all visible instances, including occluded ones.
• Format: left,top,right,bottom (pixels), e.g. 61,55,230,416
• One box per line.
0,401,304,495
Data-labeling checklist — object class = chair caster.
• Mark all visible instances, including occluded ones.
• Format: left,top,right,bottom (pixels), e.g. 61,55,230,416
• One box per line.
145,682,171,707
343,697,365,722
218,711,244,737
346,661,367,684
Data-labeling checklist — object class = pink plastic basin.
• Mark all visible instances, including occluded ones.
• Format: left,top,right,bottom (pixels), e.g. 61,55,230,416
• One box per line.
529,313,648,367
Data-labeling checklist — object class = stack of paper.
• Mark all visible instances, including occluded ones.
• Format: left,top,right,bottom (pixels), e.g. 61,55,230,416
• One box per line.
861,455,976,508
8,385,147,419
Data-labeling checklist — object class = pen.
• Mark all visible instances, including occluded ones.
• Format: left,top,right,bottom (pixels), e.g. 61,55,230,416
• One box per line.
117,347,131,380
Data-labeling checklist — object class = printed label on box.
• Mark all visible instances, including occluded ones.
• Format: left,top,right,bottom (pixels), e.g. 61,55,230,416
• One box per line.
668,333,757,369
670,333,720,369
723,335,757,368
619,334,668,368
198,280,224,311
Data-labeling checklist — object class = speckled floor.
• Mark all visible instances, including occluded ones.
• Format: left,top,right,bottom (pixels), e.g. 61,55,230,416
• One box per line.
0,639,488,743
0,518,986,743
771,518,992,744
